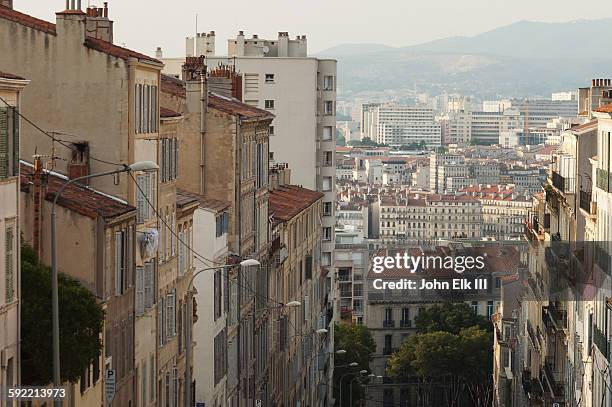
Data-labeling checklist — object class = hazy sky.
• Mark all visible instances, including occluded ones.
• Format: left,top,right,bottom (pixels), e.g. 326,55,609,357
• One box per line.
17,0,612,57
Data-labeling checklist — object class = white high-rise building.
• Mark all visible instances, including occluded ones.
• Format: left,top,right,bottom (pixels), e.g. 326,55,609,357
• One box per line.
361,104,441,147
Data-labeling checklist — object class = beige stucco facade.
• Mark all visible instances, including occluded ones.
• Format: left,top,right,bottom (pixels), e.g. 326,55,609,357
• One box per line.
0,74,27,407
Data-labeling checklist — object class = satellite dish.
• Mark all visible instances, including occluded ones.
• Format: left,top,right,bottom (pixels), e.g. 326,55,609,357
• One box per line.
262,46,270,54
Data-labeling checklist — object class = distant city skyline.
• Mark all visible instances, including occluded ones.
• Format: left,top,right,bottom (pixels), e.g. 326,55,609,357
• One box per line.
15,0,612,57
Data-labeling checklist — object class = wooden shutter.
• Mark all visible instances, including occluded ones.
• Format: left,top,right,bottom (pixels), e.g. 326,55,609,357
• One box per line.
178,230,185,275
166,291,175,337
136,175,146,223
11,107,18,176
136,266,144,315
115,231,123,295
0,107,8,178
5,226,14,302
150,173,157,217
159,296,165,345
144,262,153,309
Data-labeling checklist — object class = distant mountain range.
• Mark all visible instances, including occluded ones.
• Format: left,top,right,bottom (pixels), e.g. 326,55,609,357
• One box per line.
315,19,612,98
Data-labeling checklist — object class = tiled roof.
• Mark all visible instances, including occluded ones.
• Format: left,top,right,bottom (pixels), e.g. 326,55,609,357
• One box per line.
161,74,186,98
594,103,612,113
0,5,161,64
208,92,275,120
0,71,25,80
20,162,135,220
0,5,56,34
84,37,161,64
427,194,480,203
160,107,182,118
570,120,597,133
269,185,324,223
176,189,230,213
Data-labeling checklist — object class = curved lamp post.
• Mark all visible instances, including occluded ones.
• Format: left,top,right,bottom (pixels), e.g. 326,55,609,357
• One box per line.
50,161,158,407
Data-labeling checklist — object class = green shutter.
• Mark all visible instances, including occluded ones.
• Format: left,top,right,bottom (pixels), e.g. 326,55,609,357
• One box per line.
0,107,8,178
5,227,14,303
12,107,18,176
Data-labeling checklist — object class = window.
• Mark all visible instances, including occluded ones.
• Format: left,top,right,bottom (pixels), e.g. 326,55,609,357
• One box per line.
136,172,157,223
269,126,274,136
401,308,410,323
167,289,176,337
5,223,15,303
141,359,147,405
115,230,129,296
216,212,229,237
324,101,334,115
214,329,227,384
265,100,275,110
322,252,331,266
135,84,158,134
160,138,178,182
322,126,333,141
178,227,185,275
136,266,144,315
265,73,275,83
323,151,333,166
487,300,494,319
323,75,334,91
214,270,222,320
323,202,332,216
323,227,332,241
384,308,393,323
471,301,479,314
0,106,19,178
322,176,332,191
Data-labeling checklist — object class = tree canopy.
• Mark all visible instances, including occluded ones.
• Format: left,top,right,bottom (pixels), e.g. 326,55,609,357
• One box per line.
333,322,376,406
414,302,492,335
21,245,104,385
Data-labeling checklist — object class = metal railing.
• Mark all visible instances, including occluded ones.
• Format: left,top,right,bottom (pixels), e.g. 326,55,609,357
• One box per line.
580,189,593,213
551,171,575,194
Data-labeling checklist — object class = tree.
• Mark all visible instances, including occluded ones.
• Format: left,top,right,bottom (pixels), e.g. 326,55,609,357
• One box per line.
387,327,493,407
386,304,494,407
21,245,104,385
333,322,376,406
337,133,347,146
414,302,492,335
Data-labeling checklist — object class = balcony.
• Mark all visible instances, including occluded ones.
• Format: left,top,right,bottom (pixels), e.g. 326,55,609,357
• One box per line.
400,319,412,328
551,171,575,194
383,320,395,328
593,325,610,361
542,304,567,333
597,168,612,192
543,357,564,399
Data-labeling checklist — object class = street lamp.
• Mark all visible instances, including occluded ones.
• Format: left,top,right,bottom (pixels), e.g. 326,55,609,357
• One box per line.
50,161,158,407
349,370,369,406
338,365,360,407
184,258,261,407
336,349,347,355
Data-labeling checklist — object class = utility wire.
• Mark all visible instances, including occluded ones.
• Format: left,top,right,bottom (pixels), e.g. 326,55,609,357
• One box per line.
129,171,284,307
0,96,124,167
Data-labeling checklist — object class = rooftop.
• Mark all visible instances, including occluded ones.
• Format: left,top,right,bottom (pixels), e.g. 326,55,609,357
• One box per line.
20,162,135,220
0,5,160,64
0,71,25,80
176,189,230,213
160,107,182,118
594,103,612,113
161,74,186,98
269,185,324,224
208,92,274,120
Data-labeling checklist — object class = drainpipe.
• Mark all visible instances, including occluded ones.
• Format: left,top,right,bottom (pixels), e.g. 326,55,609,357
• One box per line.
200,72,207,196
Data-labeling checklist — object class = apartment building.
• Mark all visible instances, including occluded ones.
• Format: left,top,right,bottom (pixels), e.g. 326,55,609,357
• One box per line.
364,245,521,407
161,60,273,406
379,193,484,243
0,3,199,405
429,153,468,193
362,104,442,147
188,194,231,407
267,171,328,407
0,71,27,402
471,110,523,145
512,98,579,129
19,159,137,406
515,101,602,406
459,184,532,239
447,109,472,145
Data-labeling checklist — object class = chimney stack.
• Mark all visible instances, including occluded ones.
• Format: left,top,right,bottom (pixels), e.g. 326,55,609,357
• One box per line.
156,47,163,59
85,1,114,43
